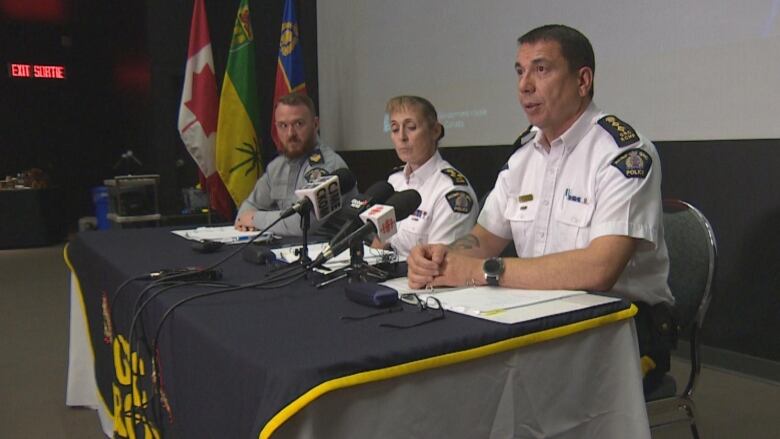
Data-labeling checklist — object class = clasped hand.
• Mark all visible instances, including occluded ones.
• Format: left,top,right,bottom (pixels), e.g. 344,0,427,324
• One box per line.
406,244,481,289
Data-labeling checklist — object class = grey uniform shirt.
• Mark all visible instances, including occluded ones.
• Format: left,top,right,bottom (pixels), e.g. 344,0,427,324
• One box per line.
479,102,674,305
237,142,356,236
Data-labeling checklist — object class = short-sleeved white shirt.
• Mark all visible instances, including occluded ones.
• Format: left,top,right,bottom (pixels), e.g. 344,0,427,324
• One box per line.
386,151,478,257
479,103,673,305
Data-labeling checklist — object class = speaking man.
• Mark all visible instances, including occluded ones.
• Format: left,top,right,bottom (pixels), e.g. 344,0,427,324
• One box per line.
406,24,676,391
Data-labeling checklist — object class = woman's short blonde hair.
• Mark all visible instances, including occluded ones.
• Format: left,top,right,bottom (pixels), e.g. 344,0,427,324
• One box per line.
385,95,444,141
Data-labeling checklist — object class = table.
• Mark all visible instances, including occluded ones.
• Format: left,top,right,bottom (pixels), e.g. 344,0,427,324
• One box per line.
65,228,650,438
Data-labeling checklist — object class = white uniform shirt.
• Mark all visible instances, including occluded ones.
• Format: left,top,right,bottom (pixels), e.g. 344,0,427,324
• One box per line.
479,103,674,305
386,151,478,257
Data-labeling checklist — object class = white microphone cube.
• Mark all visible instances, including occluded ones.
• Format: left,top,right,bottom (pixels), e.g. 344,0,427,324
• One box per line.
360,204,396,243
294,174,342,220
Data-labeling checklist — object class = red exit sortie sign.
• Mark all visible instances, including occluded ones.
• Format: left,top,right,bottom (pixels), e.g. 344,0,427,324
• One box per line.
8,63,67,79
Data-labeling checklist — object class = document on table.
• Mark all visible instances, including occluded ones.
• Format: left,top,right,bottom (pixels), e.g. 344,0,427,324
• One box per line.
171,226,278,245
272,242,402,270
379,278,620,324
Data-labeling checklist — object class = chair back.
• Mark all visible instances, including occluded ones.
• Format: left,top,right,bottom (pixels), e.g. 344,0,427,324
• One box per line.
662,199,717,396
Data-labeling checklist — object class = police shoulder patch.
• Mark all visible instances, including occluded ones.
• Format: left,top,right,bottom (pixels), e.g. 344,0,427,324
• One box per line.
597,115,639,148
304,167,329,182
512,125,534,151
308,149,323,165
445,190,474,214
441,168,468,186
611,148,652,179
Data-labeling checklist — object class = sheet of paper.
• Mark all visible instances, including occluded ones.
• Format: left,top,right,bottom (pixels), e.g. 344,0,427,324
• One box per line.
172,226,277,245
379,277,465,296
379,277,619,324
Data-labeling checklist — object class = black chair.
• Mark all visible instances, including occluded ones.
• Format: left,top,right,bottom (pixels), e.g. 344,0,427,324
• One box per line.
645,199,717,438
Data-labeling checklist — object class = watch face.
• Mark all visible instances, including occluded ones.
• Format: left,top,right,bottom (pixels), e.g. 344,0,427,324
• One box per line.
484,258,503,274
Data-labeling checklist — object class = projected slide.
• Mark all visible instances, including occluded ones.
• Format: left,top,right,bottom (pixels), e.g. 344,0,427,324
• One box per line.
318,0,780,150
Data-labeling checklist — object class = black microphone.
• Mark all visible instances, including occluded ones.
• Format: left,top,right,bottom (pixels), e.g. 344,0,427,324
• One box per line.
279,168,356,220
312,189,421,266
328,180,395,245
143,267,223,281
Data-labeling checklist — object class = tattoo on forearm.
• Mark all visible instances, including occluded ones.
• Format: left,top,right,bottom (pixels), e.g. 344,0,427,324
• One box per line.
449,234,480,251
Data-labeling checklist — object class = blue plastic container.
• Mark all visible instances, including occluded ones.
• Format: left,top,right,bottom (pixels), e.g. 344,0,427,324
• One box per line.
91,186,110,230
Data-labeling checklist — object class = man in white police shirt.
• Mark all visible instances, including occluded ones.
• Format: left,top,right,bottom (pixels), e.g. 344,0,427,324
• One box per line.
407,25,676,392
235,93,356,236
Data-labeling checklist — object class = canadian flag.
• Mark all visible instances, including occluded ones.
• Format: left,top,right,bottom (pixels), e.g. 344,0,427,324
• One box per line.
178,0,233,221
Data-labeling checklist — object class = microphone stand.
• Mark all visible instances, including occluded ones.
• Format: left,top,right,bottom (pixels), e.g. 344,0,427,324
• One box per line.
315,237,390,288
298,211,312,266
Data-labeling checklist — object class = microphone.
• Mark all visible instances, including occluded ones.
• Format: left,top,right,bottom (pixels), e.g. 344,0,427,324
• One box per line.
312,189,421,266
328,180,395,245
143,267,222,281
280,168,356,220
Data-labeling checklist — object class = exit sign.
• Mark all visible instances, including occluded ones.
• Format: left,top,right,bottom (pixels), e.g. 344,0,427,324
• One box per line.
8,63,67,80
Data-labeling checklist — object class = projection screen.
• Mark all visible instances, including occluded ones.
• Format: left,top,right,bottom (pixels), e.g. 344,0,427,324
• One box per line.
317,0,780,150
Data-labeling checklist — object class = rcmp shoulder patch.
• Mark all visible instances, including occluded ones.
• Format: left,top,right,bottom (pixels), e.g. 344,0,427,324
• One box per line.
308,149,323,165
441,168,468,186
597,115,639,148
445,190,474,214
611,148,652,179
304,167,329,182
512,124,534,151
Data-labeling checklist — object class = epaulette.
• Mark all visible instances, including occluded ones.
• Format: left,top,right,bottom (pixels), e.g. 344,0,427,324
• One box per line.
308,149,324,165
388,164,405,178
512,125,534,152
440,168,468,186
597,115,639,148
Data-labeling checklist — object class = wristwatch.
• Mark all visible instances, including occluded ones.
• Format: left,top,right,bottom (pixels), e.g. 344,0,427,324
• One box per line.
482,257,505,287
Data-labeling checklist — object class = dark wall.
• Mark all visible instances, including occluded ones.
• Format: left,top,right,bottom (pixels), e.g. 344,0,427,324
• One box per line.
657,139,780,361
1,0,317,228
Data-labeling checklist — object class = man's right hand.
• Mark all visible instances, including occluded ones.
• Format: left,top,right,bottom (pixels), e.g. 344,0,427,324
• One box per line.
234,211,257,231
407,244,448,289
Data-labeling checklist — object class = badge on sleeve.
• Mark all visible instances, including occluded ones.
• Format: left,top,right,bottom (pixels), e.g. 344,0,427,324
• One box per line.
304,167,329,182
441,168,468,186
611,149,652,179
308,149,323,165
597,115,639,148
446,190,474,214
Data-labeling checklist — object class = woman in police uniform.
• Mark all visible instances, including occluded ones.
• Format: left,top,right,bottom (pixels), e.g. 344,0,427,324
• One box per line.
374,96,478,257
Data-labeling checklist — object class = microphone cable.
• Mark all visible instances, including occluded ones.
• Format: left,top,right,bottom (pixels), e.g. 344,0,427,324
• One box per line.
144,267,308,424
108,215,287,343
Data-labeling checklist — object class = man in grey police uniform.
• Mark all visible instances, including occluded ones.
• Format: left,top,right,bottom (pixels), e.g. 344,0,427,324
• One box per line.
235,93,356,236
406,24,676,391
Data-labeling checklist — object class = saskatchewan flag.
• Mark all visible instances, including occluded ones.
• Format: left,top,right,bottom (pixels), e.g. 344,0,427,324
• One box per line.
216,0,263,206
